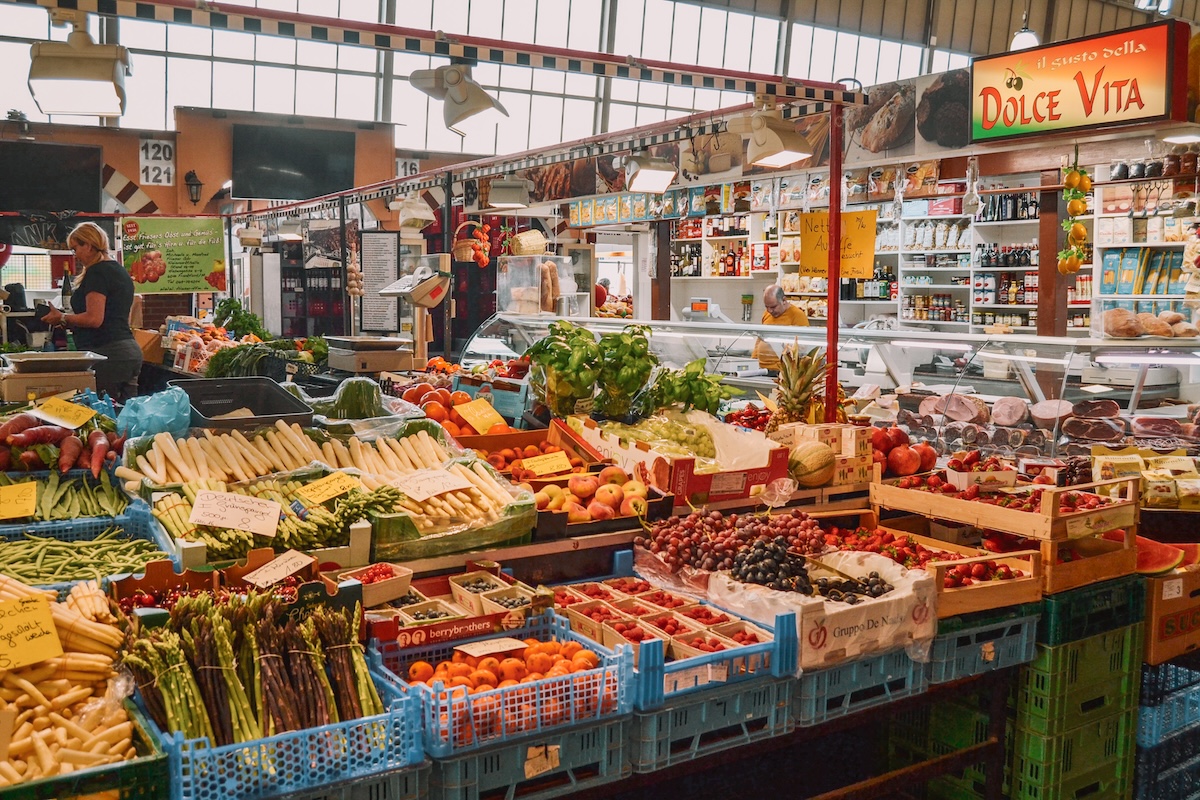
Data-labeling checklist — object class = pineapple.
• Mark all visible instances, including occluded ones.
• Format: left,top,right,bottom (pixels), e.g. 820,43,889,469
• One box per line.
765,343,849,432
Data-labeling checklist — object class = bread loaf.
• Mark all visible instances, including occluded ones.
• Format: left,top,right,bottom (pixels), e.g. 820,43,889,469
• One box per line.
1137,313,1174,337
1160,311,1186,325
1172,321,1200,337
1103,308,1144,338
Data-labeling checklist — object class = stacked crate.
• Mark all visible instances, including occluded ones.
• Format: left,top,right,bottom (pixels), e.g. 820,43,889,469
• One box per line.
1135,651,1200,798
1008,575,1145,800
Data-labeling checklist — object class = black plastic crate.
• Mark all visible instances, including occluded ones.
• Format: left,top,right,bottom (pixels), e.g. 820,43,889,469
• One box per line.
1137,722,1200,799
1144,651,1200,707
168,376,313,430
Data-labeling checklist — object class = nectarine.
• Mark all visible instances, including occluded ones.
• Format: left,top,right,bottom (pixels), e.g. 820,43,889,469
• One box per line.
593,483,623,509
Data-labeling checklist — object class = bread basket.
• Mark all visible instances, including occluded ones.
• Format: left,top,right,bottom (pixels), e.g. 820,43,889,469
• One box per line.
509,229,548,256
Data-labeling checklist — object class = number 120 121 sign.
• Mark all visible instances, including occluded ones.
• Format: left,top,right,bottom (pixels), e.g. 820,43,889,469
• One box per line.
139,139,175,186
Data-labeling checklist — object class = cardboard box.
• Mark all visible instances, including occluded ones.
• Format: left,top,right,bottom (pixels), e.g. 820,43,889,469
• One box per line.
928,197,964,216
902,199,929,216
0,370,95,401
832,455,872,486
134,329,164,364
770,422,869,458
1145,569,1200,665
328,348,414,373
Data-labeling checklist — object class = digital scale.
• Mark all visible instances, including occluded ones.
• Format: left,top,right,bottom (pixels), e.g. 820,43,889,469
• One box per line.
681,297,735,323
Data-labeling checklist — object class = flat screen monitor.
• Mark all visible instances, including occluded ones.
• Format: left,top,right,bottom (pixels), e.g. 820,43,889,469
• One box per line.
231,124,356,201
0,141,103,213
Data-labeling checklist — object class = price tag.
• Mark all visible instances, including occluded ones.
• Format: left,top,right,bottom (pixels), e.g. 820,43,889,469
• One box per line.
241,549,315,589
188,490,282,537
455,398,506,434
0,708,14,761
710,472,747,495
524,745,561,779
521,451,573,477
33,397,97,429
0,482,37,521
298,471,362,504
454,637,526,659
0,596,63,670
1164,578,1184,601
393,469,472,502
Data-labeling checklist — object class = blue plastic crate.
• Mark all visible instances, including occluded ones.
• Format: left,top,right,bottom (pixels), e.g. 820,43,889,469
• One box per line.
628,675,792,773
0,469,132,536
149,666,422,800
428,716,628,800
631,611,797,711
928,610,1040,684
1140,683,1200,749
793,648,928,727
373,611,633,758
277,761,430,800
1137,722,1200,799
450,375,530,424
1144,652,1200,706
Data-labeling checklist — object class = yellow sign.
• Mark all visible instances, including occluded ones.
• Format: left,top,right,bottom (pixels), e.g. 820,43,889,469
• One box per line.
33,397,97,429
0,483,37,521
456,398,506,435
521,451,573,476
0,597,63,670
971,20,1182,142
188,491,281,537
241,549,314,589
298,471,362,504
798,210,877,280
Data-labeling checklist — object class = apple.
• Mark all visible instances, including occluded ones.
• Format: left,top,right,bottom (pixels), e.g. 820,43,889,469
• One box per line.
598,466,630,486
620,495,649,517
594,483,624,510
564,502,591,523
534,491,551,510
621,479,649,500
587,500,616,520
568,475,599,500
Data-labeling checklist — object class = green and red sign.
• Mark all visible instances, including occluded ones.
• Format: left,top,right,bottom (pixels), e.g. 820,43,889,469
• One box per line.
121,217,226,295
971,20,1189,142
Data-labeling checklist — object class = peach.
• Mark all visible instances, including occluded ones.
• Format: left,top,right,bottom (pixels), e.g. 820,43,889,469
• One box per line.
547,493,567,511
564,502,591,523
586,500,616,520
598,466,629,486
567,475,599,500
498,448,519,462
594,483,623,509
621,480,649,500
620,496,649,517
534,491,552,510
561,493,579,506
522,445,541,459
486,453,507,470
516,482,533,494
887,445,921,477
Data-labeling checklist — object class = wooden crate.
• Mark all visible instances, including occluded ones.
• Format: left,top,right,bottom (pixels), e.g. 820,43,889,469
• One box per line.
869,466,1139,541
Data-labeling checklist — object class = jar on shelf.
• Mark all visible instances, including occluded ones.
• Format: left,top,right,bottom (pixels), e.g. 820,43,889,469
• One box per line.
1129,160,1147,179
1110,159,1129,180
1183,147,1199,175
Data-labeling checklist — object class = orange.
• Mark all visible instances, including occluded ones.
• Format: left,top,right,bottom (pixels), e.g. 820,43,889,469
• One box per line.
469,668,499,688
431,388,452,408
487,423,510,435
407,660,434,683
572,650,600,670
477,657,502,675
537,641,562,656
469,683,495,694
422,401,448,422
523,672,544,682
448,676,474,689
459,425,478,436
541,698,567,726
525,652,554,675
498,658,527,682
497,679,519,688
547,663,573,677
448,662,474,679
449,391,472,406
441,420,462,437
451,651,478,666
449,407,466,426
559,641,583,660
401,386,425,404
472,695,501,736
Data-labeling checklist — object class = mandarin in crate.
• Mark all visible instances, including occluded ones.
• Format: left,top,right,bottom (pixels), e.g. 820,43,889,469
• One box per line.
442,420,462,437
498,657,527,682
408,660,435,682
449,390,472,406
477,656,502,674
472,695,501,735
423,401,448,422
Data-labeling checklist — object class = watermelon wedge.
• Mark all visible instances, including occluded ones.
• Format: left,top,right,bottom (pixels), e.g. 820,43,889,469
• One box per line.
1177,543,1200,568
1103,531,1185,575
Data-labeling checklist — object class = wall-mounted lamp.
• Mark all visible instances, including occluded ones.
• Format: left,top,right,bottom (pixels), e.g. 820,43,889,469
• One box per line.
184,170,203,206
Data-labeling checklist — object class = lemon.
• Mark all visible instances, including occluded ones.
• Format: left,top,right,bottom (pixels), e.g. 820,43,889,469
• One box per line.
1067,199,1088,217
1063,170,1082,189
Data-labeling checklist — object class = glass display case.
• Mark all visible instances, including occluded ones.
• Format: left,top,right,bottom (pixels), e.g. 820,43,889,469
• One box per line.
463,314,1200,459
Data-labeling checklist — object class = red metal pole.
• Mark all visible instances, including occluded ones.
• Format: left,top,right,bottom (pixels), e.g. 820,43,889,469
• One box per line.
824,104,843,423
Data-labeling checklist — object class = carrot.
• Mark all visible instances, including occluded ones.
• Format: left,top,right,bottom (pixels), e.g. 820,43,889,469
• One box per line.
105,431,126,456
59,436,83,474
0,413,39,441
88,430,108,479
8,426,72,447
0,448,11,471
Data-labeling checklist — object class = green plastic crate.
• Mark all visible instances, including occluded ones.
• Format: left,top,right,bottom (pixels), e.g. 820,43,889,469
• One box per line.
1038,574,1144,647
1027,623,1143,688
1010,749,1133,800
1017,669,1138,738
1013,708,1136,789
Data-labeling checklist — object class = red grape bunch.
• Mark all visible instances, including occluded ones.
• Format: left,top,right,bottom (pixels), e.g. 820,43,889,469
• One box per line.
636,507,828,574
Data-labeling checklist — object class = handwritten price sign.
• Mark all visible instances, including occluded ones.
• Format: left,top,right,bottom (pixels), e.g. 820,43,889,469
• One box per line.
0,482,37,521
393,469,472,502
521,451,572,476
188,491,282,537
0,596,63,670
455,398,506,434
298,471,362,504
33,397,97,429
241,549,314,588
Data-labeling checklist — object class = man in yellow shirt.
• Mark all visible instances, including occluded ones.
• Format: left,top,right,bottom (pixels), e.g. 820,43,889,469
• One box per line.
754,284,809,370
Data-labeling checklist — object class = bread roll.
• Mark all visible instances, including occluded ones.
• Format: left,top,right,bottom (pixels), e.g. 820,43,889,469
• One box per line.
1172,321,1200,337
1103,308,1144,338
1138,313,1174,337
1159,310,1185,325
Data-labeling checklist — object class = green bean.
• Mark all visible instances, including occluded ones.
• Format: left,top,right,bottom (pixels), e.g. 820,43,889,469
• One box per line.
0,524,167,585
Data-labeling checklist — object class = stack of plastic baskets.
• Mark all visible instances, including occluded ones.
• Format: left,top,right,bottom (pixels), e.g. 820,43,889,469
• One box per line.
1135,650,1200,798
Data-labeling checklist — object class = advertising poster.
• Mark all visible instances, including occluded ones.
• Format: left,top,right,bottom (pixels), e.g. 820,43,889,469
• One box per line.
914,68,971,154
798,209,878,280
844,81,917,163
121,217,225,294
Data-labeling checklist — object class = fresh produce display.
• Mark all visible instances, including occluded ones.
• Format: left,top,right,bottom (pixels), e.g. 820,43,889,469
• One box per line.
475,438,583,477
871,425,937,478
0,578,139,787
640,589,692,609
213,298,273,342
285,377,387,420
729,537,814,594
0,411,123,474
680,605,730,625
1100,531,1186,575
645,614,695,637
0,470,126,522
489,593,531,609
124,592,382,747
610,620,655,642
636,507,827,573
462,356,529,380
724,403,771,431
886,471,1115,512
572,583,617,601
356,563,402,585
820,525,1026,586
789,440,837,488
552,587,583,607
526,320,601,418
680,636,728,652
400,381,517,438
0,527,167,585
946,453,1016,474
765,344,848,431
152,478,399,558
576,604,621,625
424,356,462,375
594,325,656,420
605,576,651,594
636,358,731,416
598,410,716,463
202,339,317,378
533,466,651,523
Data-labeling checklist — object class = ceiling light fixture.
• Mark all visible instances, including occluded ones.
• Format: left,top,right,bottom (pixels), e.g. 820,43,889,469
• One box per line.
409,64,508,136
1135,0,1174,12
624,151,678,193
1010,1,1040,51
487,177,531,210
745,109,812,169
28,11,130,117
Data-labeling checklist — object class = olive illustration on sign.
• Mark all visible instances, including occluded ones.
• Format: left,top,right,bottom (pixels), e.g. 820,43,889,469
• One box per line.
1004,68,1024,91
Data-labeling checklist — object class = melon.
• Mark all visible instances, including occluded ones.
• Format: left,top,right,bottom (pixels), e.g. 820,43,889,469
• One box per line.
789,441,836,488
1102,531,1185,575
1177,543,1200,568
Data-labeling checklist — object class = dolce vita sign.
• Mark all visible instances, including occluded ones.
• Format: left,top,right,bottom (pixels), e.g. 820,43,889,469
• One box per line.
971,20,1188,142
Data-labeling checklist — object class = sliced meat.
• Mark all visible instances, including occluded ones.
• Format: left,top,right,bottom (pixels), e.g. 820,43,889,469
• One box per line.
1031,399,1073,431
992,397,1030,427
1061,417,1126,442
1132,417,1184,438
942,394,991,424
1003,428,1027,447
1025,429,1046,447
1183,423,1198,439
1072,399,1121,418
920,415,936,428
976,430,992,445
917,395,942,419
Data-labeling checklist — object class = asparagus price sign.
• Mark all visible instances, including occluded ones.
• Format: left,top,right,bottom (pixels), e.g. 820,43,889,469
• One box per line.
393,469,472,502
298,471,362,504
0,483,37,521
33,397,96,429
241,549,314,589
0,596,63,670
189,491,282,537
